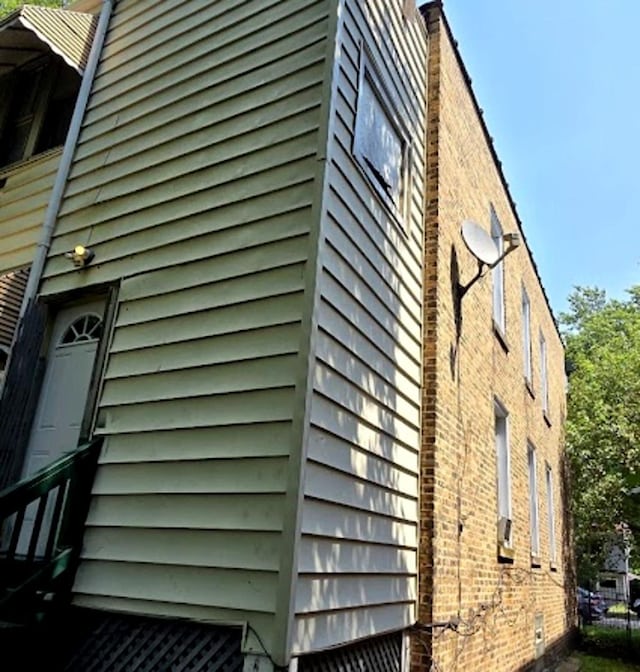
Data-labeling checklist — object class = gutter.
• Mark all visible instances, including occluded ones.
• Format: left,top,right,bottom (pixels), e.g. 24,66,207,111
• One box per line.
19,0,115,319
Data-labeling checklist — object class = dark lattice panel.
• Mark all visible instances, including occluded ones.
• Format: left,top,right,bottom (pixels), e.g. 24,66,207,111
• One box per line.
62,612,244,672
298,631,403,672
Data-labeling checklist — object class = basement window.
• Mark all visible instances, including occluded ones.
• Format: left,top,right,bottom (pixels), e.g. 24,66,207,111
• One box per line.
353,48,409,222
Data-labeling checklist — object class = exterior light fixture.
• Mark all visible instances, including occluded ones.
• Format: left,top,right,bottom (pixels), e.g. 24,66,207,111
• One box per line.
65,245,95,268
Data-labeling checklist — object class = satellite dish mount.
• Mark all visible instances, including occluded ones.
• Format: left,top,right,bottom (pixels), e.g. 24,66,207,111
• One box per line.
458,220,520,298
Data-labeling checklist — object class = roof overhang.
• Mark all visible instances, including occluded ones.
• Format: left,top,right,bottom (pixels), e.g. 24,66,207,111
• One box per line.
0,4,97,77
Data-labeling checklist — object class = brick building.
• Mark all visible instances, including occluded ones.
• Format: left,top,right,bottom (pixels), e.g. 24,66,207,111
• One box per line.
0,2,574,671
414,4,574,671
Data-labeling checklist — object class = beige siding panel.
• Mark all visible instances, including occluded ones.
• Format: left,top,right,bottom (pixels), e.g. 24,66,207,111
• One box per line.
300,500,417,549
115,265,305,328
87,494,286,532
99,425,292,464
86,1,327,121
69,84,324,190
310,395,418,472
0,267,29,347
76,48,326,165
306,428,418,495
295,575,415,614
92,458,289,496
292,604,413,655
317,301,420,397
303,462,417,522
105,324,300,379
296,0,426,651
315,331,420,426
100,356,298,406
74,561,278,613
0,150,61,273
81,528,282,572
96,388,295,433
38,0,331,648
109,293,303,353
312,365,420,448
298,538,416,575
49,191,312,263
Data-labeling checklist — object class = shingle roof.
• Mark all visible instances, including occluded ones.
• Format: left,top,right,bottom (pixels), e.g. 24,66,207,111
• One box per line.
0,4,97,75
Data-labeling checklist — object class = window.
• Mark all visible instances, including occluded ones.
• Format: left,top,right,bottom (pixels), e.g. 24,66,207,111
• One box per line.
491,206,505,332
495,401,512,549
540,332,549,415
528,443,540,559
546,464,557,564
0,57,79,168
353,49,409,220
522,287,532,384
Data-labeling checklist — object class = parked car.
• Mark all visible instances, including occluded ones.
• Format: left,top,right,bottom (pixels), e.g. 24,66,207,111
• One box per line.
577,587,606,622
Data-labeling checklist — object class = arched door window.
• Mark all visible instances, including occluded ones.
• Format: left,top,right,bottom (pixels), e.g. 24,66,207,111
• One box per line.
59,313,103,346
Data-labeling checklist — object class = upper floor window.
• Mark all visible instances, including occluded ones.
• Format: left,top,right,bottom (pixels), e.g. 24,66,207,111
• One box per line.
528,443,540,559
353,48,409,222
495,400,512,551
546,464,557,565
522,287,532,384
491,206,505,332
540,332,549,415
0,57,80,168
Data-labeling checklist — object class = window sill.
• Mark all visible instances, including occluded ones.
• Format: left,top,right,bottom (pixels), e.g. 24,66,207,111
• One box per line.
550,562,558,573
493,322,509,353
543,410,552,427
525,378,535,399
0,146,63,179
498,544,515,563
531,554,542,569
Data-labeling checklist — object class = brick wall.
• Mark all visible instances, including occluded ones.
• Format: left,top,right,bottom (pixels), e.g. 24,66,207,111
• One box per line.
413,6,574,671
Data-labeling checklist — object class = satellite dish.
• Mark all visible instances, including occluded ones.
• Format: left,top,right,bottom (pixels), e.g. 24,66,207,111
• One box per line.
461,220,500,266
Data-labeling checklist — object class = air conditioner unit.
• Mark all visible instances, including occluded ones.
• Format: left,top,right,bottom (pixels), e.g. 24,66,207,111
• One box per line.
498,516,512,545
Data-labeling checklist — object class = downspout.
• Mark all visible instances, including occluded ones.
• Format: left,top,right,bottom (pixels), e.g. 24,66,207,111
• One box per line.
19,0,115,318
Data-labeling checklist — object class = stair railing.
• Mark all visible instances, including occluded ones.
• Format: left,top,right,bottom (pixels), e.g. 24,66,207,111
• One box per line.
0,438,102,620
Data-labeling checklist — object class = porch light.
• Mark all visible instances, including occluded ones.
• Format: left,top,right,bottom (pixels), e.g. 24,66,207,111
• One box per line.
65,245,95,268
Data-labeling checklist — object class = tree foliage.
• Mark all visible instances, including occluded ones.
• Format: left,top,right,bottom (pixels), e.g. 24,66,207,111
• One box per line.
0,1,63,19
561,285,640,581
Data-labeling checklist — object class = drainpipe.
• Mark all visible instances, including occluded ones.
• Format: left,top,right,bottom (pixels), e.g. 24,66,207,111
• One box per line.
19,0,115,319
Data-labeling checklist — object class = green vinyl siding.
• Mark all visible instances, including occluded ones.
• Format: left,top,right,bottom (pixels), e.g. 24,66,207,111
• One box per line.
38,0,331,655
294,0,428,653
0,149,62,273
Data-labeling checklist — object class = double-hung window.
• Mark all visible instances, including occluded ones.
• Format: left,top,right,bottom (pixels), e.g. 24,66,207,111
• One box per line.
491,206,505,333
353,48,409,222
522,287,532,384
495,400,512,550
528,443,540,559
540,332,549,415
546,464,557,565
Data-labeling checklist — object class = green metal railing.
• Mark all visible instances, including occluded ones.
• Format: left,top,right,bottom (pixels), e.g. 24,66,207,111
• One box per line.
0,439,102,622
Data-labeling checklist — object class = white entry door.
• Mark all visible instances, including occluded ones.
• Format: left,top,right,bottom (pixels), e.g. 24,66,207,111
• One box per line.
17,301,104,556
23,300,105,478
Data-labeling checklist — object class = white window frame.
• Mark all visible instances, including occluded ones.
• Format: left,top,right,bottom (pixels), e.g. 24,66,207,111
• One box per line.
495,400,512,548
353,46,410,224
522,286,532,384
546,464,557,565
528,443,540,558
491,206,505,332
540,331,549,414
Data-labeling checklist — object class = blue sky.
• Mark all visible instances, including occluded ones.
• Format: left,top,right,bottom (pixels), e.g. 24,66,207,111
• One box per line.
425,1,640,314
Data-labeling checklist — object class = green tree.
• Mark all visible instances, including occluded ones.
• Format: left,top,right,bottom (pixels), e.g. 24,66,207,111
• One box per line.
0,1,63,19
562,286,640,583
